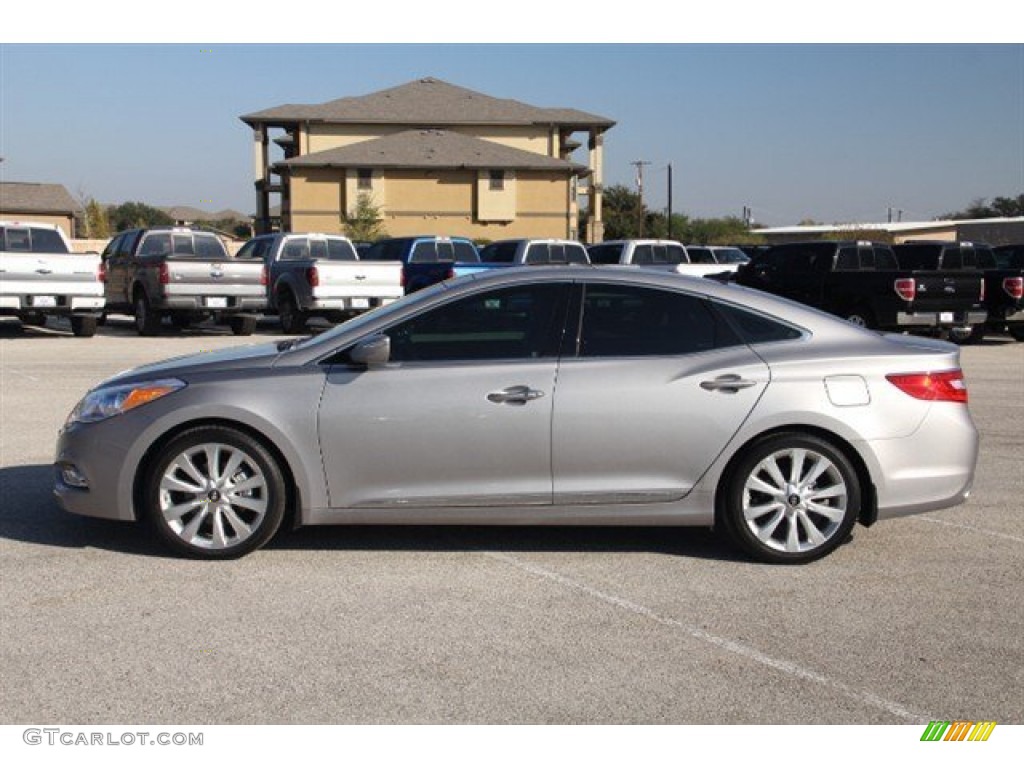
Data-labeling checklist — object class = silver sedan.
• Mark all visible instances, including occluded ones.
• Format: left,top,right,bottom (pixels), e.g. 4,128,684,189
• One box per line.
54,267,979,563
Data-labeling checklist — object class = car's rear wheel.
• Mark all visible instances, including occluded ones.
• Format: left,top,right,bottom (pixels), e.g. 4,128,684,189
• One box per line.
844,306,875,330
720,433,860,564
144,426,286,559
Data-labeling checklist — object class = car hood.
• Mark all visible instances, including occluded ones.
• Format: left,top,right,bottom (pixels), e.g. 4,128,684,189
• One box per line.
102,342,282,387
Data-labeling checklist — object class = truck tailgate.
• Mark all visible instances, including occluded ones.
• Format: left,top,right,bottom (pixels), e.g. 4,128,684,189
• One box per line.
163,259,266,298
910,271,984,312
1,252,103,297
311,261,403,301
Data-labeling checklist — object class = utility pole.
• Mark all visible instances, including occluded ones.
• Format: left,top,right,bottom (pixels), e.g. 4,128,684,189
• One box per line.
631,160,651,237
667,163,673,239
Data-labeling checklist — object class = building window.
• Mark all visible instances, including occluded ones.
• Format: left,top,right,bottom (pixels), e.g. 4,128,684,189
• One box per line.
357,169,373,190
489,170,505,191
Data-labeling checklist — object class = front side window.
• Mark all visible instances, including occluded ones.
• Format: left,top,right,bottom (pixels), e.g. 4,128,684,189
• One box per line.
577,284,741,358
386,284,569,362
689,247,714,264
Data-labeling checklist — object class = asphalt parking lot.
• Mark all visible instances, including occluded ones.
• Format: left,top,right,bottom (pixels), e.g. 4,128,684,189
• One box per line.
1,316,1021,724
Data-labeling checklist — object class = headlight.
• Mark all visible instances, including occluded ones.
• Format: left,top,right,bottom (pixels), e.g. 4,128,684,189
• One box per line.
65,378,186,427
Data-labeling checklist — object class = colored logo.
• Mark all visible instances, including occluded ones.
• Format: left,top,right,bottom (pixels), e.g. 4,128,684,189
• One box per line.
921,721,996,742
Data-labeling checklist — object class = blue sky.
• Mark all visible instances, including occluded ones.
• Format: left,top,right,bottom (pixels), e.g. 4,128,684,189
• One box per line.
2,43,1021,227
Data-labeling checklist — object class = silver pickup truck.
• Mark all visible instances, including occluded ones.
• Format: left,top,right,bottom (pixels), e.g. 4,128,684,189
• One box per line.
587,239,741,277
102,227,267,336
0,221,105,337
236,233,403,333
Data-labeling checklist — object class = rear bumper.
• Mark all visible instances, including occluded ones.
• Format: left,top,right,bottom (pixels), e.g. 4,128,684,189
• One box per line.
307,296,401,312
159,296,266,313
897,309,987,328
0,294,105,314
866,403,979,520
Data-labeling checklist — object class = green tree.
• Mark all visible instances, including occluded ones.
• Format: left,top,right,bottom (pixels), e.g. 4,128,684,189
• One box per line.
108,201,174,232
342,193,387,242
942,194,1024,219
84,198,110,238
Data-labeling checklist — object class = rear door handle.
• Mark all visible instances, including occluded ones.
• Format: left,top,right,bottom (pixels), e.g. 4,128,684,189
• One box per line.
700,374,758,393
487,385,545,405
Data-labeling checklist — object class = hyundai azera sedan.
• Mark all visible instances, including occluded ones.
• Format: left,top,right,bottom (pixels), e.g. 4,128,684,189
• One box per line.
55,267,979,563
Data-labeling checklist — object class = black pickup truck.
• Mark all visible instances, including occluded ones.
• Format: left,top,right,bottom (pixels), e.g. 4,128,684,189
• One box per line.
894,241,1024,342
735,240,986,334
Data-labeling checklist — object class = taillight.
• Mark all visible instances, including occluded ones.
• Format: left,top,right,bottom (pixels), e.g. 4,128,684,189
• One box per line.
1003,276,1023,300
894,278,916,302
97,262,106,283
446,267,455,281
886,370,968,403
260,265,268,287
159,262,170,285
306,266,319,287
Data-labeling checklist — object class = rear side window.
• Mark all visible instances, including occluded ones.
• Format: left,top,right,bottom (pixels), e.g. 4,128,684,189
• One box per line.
2,228,31,251
689,247,714,264
588,243,623,265
577,284,741,357
410,241,441,263
716,303,803,344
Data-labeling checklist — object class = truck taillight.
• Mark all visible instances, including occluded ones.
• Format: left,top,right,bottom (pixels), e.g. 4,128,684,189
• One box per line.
159,263,171,285
97,262,106,283
1003,276,1023,300
886,369,968,403
260,265,268,287
306,266,319,287
446,267,455,281
894,278,916,302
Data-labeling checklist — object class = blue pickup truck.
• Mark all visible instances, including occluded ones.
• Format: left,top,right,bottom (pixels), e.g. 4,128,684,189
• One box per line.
360,236,484,293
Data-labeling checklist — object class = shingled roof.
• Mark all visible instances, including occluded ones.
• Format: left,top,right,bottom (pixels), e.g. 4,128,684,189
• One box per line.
275,129,588,174
0,182,79,214
242,77,614,129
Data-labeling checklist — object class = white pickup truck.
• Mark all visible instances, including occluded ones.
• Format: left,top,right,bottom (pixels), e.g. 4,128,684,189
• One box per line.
587,239,741,277
0,221,105,337
236,233,404,333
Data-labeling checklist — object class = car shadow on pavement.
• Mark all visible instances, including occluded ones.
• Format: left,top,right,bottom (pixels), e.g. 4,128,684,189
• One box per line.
1,464,748,562
0,464,163,556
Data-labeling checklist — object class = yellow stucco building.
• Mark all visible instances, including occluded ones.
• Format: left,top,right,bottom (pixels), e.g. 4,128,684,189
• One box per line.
240,77,615,242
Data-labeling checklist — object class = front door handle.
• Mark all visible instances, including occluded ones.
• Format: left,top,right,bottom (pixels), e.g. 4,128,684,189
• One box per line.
487,385,545,405
700,374,758,393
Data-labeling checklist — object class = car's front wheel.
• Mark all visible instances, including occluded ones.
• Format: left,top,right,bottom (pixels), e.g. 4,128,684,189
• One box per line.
144,426,286,559
719,433,861,564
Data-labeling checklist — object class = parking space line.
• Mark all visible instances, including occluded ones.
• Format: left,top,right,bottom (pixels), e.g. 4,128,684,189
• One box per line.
485,551,929,723
916,516,1024,544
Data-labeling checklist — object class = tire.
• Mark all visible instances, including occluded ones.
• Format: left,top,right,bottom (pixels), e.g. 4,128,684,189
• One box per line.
277,291,307,334
844,306,875,330
963,325,987,345
134,292,162,336
70,315,98,338
143,425,286,559
1008,325,1024,342
719,433,861,564
229,315,258,336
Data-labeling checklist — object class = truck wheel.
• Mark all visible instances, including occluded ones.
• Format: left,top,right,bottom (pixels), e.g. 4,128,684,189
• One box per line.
1008,325,1024,342
70,315,98,338
229,316,258,336
278,292,307,334
844,306,875,330
134,293,162,336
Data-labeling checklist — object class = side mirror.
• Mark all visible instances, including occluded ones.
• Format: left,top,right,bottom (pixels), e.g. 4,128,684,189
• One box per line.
349,333,391,367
